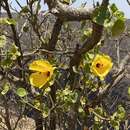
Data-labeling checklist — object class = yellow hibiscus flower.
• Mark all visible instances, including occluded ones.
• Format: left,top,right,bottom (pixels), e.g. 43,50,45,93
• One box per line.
90,54,113,80
29,60,54,88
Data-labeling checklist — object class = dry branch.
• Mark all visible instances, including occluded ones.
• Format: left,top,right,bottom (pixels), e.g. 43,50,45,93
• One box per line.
45,0,93,21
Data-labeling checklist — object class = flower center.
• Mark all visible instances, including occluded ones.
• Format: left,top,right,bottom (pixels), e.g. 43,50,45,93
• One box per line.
46,71,50,77
96,63,103,68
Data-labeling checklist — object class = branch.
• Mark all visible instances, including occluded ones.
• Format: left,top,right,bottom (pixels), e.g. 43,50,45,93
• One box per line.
70,22,103,68
69,0,109,67
0,49,74,59
2,0,23,72
89,108,110,121
47,18,63,50
127,0,130,5
45,0,93,21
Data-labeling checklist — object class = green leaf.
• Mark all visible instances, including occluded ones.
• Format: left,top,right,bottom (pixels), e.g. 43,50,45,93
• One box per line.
33,99,41,109
87,53,94,60
84,63,90,73
93,124,102,130
42,106,49,118
5,18,16,25
83,28,92,37
111,19,125,37
110,120,119,128
110,3,118,13
117,105,126,120
10,44,21,60
0,18,7,24
0,35,6,48
94,107,103,116
16,88,27,97
63,0,71,4
1,57,13,67
114,10,125,20
110,3,125,20
85,53,94,62
44,87,51,95
0,18,16,25
128,87,130,96
1,82,10,95
78,106,84,113
93,6,110,25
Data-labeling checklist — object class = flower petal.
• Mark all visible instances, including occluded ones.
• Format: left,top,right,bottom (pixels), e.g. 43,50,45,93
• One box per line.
29,60,54,73
29,72,50,88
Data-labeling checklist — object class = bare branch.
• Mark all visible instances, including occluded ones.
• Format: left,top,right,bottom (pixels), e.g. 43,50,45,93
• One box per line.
70,0,109,67
47,18,63,50
52,1,93,21
45,0,93,21
45,0,110,21
127,0,130,5
70,22,103,68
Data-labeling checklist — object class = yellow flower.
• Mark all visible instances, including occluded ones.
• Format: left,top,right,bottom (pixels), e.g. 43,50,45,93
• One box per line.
90,54,113,80
29,60,54,88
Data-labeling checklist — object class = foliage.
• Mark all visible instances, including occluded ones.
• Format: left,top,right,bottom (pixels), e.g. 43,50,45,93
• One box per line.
0,35,6,48
0,0,128,130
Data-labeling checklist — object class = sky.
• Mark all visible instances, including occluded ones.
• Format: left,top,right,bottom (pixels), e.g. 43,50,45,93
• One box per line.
10,0,130,19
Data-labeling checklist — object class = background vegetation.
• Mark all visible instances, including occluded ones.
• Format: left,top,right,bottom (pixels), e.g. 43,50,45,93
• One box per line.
0,0,130,130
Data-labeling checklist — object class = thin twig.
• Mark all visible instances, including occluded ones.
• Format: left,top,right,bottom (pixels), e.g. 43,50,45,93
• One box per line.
127,0,130,5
